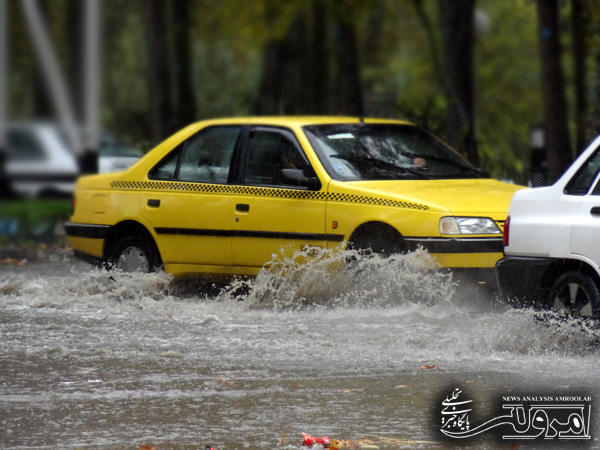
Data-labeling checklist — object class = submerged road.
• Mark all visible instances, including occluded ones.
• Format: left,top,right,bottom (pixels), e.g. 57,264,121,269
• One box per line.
1,252,599,449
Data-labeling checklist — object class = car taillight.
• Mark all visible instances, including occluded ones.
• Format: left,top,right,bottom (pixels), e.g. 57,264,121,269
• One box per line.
502,215,510,247
71,196,76,215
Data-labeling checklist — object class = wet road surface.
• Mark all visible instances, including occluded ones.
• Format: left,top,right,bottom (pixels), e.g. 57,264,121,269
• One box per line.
1,250,600,449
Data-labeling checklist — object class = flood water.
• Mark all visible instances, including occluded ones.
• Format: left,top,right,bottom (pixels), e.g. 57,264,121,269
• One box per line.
1,248,600,449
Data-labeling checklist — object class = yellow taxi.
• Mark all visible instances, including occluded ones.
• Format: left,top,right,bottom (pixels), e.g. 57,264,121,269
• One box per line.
65,117,521,279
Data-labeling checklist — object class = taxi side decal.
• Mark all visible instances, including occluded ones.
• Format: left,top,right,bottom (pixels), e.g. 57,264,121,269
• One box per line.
110,180,430,211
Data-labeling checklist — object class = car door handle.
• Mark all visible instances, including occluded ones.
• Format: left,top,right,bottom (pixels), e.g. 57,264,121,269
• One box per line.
236,203,250,212
591,206,600,216
147,199,161,207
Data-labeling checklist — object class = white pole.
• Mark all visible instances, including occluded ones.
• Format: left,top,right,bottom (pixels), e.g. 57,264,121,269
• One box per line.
83,0,101,155
21,0,82,156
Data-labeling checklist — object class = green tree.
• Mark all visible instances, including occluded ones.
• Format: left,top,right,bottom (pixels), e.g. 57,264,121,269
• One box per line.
143,0,174,145
536,0,572,181
439,0,478,166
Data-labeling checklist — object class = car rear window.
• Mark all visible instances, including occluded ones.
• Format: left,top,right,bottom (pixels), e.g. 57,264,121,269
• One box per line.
149,126,241,184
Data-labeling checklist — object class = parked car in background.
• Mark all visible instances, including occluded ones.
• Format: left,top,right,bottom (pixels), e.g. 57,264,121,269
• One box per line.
497,135,600,319
96,129,144,174
5,123,143,197
6,123,79,198
66,116,521,279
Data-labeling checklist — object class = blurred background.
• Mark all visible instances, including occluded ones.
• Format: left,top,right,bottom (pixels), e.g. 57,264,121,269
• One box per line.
0,0,599,246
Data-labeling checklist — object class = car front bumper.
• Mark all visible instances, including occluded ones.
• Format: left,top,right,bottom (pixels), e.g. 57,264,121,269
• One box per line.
405,236,504,269
495,255,554,304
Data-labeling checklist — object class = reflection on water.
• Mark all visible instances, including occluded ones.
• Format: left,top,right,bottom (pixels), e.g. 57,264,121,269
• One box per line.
1,249,600,449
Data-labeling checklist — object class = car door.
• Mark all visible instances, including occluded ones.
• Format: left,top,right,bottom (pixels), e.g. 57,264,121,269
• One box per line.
142,125,241,267
228,126,328,268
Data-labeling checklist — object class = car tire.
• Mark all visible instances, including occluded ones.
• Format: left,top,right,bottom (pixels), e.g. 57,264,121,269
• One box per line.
547,271,600,319
348,232,404,258
355,236,401,257
108,236,162,273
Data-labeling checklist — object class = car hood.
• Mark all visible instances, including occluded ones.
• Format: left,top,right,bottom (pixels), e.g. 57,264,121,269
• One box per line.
345,178,524,215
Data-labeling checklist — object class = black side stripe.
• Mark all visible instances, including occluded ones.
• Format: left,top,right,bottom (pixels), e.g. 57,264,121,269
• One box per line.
64,223,110,239
404,237,503,254
154,227,345,242
66,222,503,253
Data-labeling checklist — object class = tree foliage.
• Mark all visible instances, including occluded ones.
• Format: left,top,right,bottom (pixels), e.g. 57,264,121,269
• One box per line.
5,0,597,183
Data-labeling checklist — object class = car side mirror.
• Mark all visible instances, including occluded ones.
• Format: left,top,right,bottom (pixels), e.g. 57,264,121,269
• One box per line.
280,168,321,190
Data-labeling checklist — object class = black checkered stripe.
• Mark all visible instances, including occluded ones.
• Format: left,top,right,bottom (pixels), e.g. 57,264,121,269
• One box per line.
110,180,429,210
326,192,429,210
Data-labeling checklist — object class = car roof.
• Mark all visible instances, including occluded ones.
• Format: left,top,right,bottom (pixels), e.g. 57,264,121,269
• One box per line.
192,116,414,127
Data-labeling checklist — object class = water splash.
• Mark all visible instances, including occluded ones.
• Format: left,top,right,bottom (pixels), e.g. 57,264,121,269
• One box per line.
3,248,600,363
0,266,175,307
531,309,600,353
215,246,456,310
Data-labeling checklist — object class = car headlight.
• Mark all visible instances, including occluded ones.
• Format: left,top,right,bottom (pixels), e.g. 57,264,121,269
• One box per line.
439,217,501,235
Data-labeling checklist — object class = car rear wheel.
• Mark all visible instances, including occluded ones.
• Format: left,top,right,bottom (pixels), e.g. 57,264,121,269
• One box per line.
547,271,600,318
108,236,161,273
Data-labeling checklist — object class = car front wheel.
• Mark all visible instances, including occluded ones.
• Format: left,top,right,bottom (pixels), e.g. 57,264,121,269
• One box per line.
547,271,600,318
108,237,161,273
351,235,403,257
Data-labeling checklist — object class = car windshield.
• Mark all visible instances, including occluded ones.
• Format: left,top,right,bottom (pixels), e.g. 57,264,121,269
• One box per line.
303,124,485,181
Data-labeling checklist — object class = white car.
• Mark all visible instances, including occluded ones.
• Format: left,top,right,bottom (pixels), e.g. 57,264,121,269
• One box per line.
496,135,600,319
96,129,145,173
5,123,143,197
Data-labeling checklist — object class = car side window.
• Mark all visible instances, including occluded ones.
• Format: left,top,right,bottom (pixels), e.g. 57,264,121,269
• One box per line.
7,129,46,161
149,146,182,180
178,126,240,183
149,126,241,183
243,129,314,188
566,148,600,195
